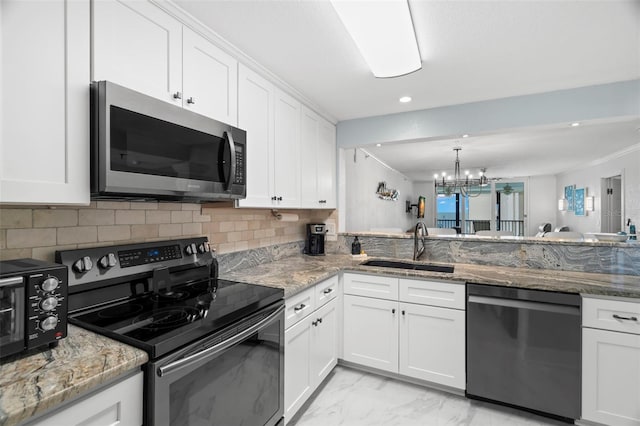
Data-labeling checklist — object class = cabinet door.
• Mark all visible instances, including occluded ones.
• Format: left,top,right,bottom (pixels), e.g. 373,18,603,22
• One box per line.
582,328,640,426
93,0,182,105
311,299,338,387
343,295,398,373
399,303,465,389
236,65,275,208
317,118,336,209
284,315,313,422
1,0,89,204
29,372,143,426
182,27,238,125
299,106,319,208
273,89,301,207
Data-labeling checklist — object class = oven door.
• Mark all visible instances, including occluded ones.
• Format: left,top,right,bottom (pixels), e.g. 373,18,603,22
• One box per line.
0,276,25,359
148,302,284,426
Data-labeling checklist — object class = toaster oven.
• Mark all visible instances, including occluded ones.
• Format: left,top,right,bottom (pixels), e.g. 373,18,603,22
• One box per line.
0,259,68,359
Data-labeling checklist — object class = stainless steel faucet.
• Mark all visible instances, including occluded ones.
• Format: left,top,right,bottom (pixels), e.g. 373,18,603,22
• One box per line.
413,222,427,261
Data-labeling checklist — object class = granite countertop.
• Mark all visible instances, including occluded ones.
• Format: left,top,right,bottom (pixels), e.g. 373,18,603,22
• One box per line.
221,254,640,299
342,231,640,247
0,325,148,426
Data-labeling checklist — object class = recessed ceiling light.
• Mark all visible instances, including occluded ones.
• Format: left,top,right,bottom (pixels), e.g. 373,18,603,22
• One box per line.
571,122,580,127
376,143,382,147
462,134,469,138
399,96,412,103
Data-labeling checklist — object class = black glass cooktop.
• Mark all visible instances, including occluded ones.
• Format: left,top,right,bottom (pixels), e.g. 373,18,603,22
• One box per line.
70,279,283,359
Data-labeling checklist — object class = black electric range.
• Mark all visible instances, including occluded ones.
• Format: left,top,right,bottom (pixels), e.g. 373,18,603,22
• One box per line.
56,238,285,426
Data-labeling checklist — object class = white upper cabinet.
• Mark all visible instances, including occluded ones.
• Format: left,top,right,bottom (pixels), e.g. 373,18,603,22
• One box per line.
237,65,275,208
273,89,301,208
93,0,238,125
317,118,337,208
0,0,90,204
300,106,336,209
182,27,237,125
92,0,182,106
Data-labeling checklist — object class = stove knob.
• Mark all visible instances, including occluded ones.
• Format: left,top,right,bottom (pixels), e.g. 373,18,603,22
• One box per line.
40,296,59,312
197,242,210,254
72,256,93,273
41,277,59,292
98,253,118,269
185,243,197,256
41,315,58,331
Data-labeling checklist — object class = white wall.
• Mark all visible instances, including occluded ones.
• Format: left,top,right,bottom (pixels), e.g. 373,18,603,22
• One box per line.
344,148,417,232
527,175,558,236
555,145,640,234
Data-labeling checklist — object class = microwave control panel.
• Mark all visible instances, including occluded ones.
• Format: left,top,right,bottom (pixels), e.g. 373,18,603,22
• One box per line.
234,144,244,185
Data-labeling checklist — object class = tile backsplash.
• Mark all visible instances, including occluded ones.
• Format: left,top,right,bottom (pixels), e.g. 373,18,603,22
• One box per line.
0,201,337,263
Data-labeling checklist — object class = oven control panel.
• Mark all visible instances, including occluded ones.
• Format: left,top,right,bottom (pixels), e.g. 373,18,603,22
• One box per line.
56,237,215,289
118,244,182,268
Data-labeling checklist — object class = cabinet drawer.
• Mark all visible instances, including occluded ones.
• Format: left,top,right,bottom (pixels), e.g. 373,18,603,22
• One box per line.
583,297,640,335
285,286,315,330
343,273,398,300
399,278,465,310
315,275,338,308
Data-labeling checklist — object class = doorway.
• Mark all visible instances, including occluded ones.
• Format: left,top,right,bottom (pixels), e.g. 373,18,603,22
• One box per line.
601,175,623,233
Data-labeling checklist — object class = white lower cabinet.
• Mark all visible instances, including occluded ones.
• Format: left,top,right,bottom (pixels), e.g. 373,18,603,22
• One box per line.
582,296,640,426
284,277,339,424
343,274,466,390
343,295,398,372
28,371,143,426
399,302,465,389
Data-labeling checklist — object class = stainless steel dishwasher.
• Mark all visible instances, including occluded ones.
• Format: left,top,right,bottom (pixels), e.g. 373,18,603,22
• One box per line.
466,283,581,422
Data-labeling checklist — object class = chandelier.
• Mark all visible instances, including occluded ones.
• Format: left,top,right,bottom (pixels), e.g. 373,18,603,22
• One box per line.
434,148,489,197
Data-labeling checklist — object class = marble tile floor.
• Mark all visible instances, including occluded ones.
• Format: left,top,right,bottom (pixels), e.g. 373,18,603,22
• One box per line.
290,366,570,426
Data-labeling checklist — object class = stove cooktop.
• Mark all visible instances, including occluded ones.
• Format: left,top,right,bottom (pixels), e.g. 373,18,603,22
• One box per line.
70,278,283,359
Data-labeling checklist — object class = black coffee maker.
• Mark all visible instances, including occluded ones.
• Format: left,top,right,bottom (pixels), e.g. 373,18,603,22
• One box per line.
305,223,327,256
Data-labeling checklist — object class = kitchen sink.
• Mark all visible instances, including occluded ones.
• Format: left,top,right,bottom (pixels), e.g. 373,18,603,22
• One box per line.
362,260,454,273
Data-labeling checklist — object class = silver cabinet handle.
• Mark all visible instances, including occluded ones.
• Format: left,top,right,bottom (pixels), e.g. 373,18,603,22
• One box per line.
294,303,306,312
187,97,196,104
172,91,182,100
613,314,638,321
323,288,333,295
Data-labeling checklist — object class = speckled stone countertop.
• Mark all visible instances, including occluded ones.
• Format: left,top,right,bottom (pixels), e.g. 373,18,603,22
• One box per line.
0,325,148,426
221,254,640,299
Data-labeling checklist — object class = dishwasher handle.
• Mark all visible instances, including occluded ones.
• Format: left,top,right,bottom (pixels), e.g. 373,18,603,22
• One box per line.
468,294,580,315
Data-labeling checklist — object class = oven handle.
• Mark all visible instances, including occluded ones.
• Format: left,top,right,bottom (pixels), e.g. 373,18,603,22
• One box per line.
157,304,284,378
0,277,23,288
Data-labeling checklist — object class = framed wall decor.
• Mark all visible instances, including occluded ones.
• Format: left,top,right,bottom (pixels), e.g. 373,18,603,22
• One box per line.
564,185,575,211
574,187,585,216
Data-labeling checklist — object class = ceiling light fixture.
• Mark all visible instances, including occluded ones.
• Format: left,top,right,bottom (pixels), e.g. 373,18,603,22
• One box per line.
330,0,421,78
571,122,580,127
462,134,469,138
376,143,382,147
433,148,489,198
399,96,412,103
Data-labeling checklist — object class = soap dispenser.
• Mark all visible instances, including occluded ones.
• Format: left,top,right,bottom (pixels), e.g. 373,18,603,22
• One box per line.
351,236,361,255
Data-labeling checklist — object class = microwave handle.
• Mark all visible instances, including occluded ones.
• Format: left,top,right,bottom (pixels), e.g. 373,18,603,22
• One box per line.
224,131,236,192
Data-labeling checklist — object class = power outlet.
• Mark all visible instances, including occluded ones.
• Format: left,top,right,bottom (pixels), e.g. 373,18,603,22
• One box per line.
325,220,337,241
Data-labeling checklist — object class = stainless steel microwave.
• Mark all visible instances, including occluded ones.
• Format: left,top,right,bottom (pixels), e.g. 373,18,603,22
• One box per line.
91,81,246,202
